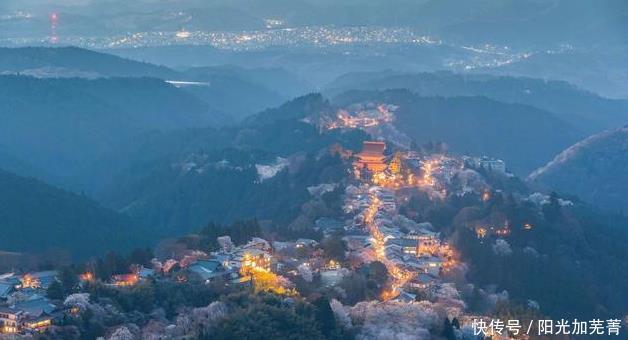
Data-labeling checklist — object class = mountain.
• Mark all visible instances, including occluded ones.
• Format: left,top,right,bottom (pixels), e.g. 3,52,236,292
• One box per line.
332,89,584,175
528,126,628,213
325,71,628,133
184,65,312,99
95,94,366,235
0,46,180,79
178,66,289,121
0,168,147,259
0,47,313,121
0,75,227,188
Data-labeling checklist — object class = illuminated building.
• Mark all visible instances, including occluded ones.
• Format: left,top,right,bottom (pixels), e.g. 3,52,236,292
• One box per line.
407,273,437,290
79,272,94,283
354,141,387,172
112,274,139,287
0,308,19,334
22,316,52,332
475,227,487,239
19,271,58,290
324,260,341,270
388,152,403,174
0,298,56,334
236,249,272,275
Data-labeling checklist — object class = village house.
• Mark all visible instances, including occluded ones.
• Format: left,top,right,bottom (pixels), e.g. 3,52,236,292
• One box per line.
406,273,438,290
187,260,229,283
112,274,139,287
393,291,417,303
469,156,507,173
295,238,318,248
231,248,272,272
19,271,58,290
0,297,57,334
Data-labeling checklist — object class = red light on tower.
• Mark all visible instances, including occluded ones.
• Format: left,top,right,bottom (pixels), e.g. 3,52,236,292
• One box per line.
49,12,59,44
50,12,58,26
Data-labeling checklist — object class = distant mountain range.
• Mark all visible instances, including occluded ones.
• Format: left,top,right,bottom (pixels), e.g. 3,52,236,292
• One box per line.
0,47,312,122
181,65,311,121
326,71,628,133
0,168,147,259
0,75,225,188
0,46,179,79
529,126,628,213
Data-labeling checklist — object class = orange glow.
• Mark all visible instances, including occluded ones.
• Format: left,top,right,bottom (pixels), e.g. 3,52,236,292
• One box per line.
325,260,341,270
1,326,18,334
325,104,394,130
24,318,51,330
80,272,94,282
20,274,40,289
482,191,491,202
113,274,139,287
475,227,487,239
250,270,296,296
380,289,399,301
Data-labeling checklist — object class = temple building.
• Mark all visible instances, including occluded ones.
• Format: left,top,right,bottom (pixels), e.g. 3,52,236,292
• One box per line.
354,141,387,172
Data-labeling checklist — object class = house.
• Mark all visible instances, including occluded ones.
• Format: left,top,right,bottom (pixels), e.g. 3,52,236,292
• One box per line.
232,249,272,272
418,256,444,276
295,238,318,248
22,315,52,332
411,232,440,257
472,157,507,173
138,267,155,280
242,238,272,252
0,273,19,289
387,238,419,256
187,260,226,283
394,291,416,303
112,274,139,287
407,273,438,290
0,298,56,334
20,271,58,290
0,283,13,301
0,307,20,334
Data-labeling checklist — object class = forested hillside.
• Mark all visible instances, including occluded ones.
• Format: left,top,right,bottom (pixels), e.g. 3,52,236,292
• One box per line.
0,169,147,259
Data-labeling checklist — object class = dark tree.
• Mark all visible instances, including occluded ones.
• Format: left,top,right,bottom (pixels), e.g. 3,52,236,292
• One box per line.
313,296,336,336
321,237,346,261
442,318,456,340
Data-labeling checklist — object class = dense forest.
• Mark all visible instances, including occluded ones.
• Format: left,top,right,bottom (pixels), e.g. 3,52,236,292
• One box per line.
0,169,148,260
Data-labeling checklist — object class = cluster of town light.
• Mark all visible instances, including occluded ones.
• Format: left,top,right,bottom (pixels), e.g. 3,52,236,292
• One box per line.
19,274,40,289
366,154,441,191
325,105,395,131
363,191,414,300
239,253,295,296
353,148,465,300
